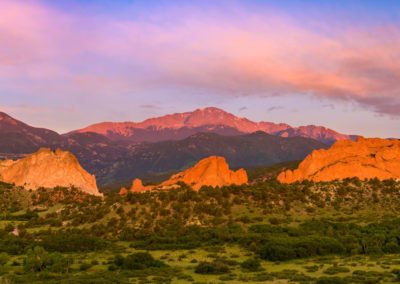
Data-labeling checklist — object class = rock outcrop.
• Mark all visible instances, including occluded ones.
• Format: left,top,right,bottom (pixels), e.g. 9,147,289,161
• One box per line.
119,178,154,195
160,156,248,190
130,178,154,192
0,148,101,195
119,187,128,195
278,137,400,183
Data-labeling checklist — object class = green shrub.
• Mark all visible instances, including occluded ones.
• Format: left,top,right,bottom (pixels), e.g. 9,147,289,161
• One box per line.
79,262,92,271
114,252,166,270
241,258,261,271
195,261,230,274
323,266,350,275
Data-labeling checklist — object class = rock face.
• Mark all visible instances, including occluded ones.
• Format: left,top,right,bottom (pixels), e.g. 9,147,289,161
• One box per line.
278,137,400,183
160,156,248,190
0,148,101,195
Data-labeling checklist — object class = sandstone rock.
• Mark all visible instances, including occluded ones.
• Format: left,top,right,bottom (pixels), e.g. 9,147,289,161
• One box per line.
278,137,400,183
130,178,154,192
160,156,248,190
0,148,101,195
119,187,128,195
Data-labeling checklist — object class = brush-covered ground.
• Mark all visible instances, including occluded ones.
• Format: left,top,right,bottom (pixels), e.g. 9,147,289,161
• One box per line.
1,175,400,283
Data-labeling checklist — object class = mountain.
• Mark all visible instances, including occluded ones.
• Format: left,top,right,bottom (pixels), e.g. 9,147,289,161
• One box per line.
100,131,329,185
278,137,400,183
0,112,62,153
0,148,101,195
67,107,354,144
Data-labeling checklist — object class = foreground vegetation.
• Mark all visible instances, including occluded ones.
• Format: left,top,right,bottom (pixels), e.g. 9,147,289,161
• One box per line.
1,177,400,283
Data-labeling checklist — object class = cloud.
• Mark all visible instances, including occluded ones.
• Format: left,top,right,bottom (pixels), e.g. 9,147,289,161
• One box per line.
1,1,400,116
140,104,159,109
267,106,284,112
322,104,335,110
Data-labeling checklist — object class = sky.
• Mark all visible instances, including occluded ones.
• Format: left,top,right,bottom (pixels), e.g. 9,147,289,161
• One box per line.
0,0,399,137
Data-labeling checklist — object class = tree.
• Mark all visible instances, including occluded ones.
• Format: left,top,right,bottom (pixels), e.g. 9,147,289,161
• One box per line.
24,246,48,272
23,246,73,273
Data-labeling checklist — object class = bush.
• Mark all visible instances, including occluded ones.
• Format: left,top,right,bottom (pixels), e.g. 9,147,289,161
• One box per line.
79,262,92,271
114,252,166,270
323,266,350,275
258,244,296,261
241,258,261,271
195,261,230,274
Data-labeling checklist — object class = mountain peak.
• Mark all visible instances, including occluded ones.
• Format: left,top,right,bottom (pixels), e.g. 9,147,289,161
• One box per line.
196,107,226,113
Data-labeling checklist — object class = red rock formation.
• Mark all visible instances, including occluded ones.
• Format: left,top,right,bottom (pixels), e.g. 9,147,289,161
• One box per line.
278,137,400,183
119,187,128,195
160,156,248,190
0,148,101,196
120,178,154,195
130,178,154,192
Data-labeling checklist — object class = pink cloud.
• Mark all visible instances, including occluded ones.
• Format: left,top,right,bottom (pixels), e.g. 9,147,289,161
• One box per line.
0,1,399,116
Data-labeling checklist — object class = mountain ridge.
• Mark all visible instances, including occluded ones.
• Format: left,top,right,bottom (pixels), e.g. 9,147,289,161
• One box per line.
66,107,354,144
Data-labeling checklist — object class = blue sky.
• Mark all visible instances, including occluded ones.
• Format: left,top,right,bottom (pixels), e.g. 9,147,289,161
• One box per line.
1,0,399,137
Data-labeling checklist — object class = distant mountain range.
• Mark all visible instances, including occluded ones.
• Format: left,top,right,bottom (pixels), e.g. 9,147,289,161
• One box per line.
99,131,328,185
0,109,348,185
67,107,356,144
